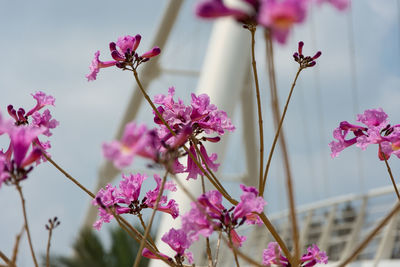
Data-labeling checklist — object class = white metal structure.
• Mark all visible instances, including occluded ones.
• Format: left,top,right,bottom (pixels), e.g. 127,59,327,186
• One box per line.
212,185,400,266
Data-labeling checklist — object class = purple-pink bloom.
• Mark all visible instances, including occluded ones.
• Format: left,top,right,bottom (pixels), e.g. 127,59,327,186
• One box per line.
195,0,253,20
233,184,266,224
92,173,179,230
86,51,117,81
258,0,308,44
8,125,45,168
86,34,160,81
182,185,266,246
262,242,289,266
31,109,59,137
301,244,328,265
26,91,56,117
329,108,400,160
102,122,159,169
160,228,194,264
263,242,327,266
145,174,179,218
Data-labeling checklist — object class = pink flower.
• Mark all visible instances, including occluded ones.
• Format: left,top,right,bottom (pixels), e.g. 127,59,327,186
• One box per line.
144,174,179,218
262,242,328,266
233,184,266,224
154,87,234,179
185,143,220,180
8,125,45,168
329,108,400,160
182,185,266,246
159,228,194,264
86,34,161,81
92,173,179,230
258,0,308,44
26,91,56,117
195,0,253,20
31,109,59,137
102,123,159,169
263,242,289,266
301,244,328,264
86,50,117,81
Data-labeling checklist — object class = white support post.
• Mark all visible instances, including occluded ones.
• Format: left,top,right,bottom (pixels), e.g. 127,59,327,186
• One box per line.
318,204,337,252
340,197,367,261
374,203,400,264
149,17,251,266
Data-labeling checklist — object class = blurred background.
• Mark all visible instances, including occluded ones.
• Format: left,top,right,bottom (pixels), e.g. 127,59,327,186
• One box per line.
0,0,399,266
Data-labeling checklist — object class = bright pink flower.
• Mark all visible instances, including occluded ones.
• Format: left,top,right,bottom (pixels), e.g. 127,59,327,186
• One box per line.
9,125,45,168
102,123,159,169
0,154,11,188
263,242,328,266
144,174,179,218
233,184,266,224
31,109,59,137
117,173,147,204
258,0,308,44
263,242,289,266
92,173,179,230
195,0,253,20
86,50,117,81
154,88,234,179
185,143,220,180
140,47,161,58
181,202,215,242
26,91,56,117
142,248,170,261
160,228,193,264
87,34,160,81
301,244,328,264
182,185,266,246
329,108,400,160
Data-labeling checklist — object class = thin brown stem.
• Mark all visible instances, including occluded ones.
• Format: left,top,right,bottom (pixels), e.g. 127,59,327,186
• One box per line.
133,171,169,267
132,70,238,205
380,146,400,200
137,214,158,250
0,251,14,267
213,231,223,267
264,29,299,265
15,183,39,267
11,225,25,265
261,67,302,195
113,214,174,267
228,233,240,267
200,172,214,266
46,228,53,267
258,212,293,264
44,154,95,198
338,201,400,266
191,139,233,202
248,25,265,194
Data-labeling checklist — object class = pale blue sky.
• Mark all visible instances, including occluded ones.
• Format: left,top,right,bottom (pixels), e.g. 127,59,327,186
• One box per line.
0,0,399,266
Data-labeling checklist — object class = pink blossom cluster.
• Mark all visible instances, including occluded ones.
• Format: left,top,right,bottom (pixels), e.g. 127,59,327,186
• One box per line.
195,0,349,44
103,87,235,180
86,34,161,81
263,242,328,266
329,108,400,160
143,228,194,265
181,184,266,247
0,92,58,187
92,173,179,230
